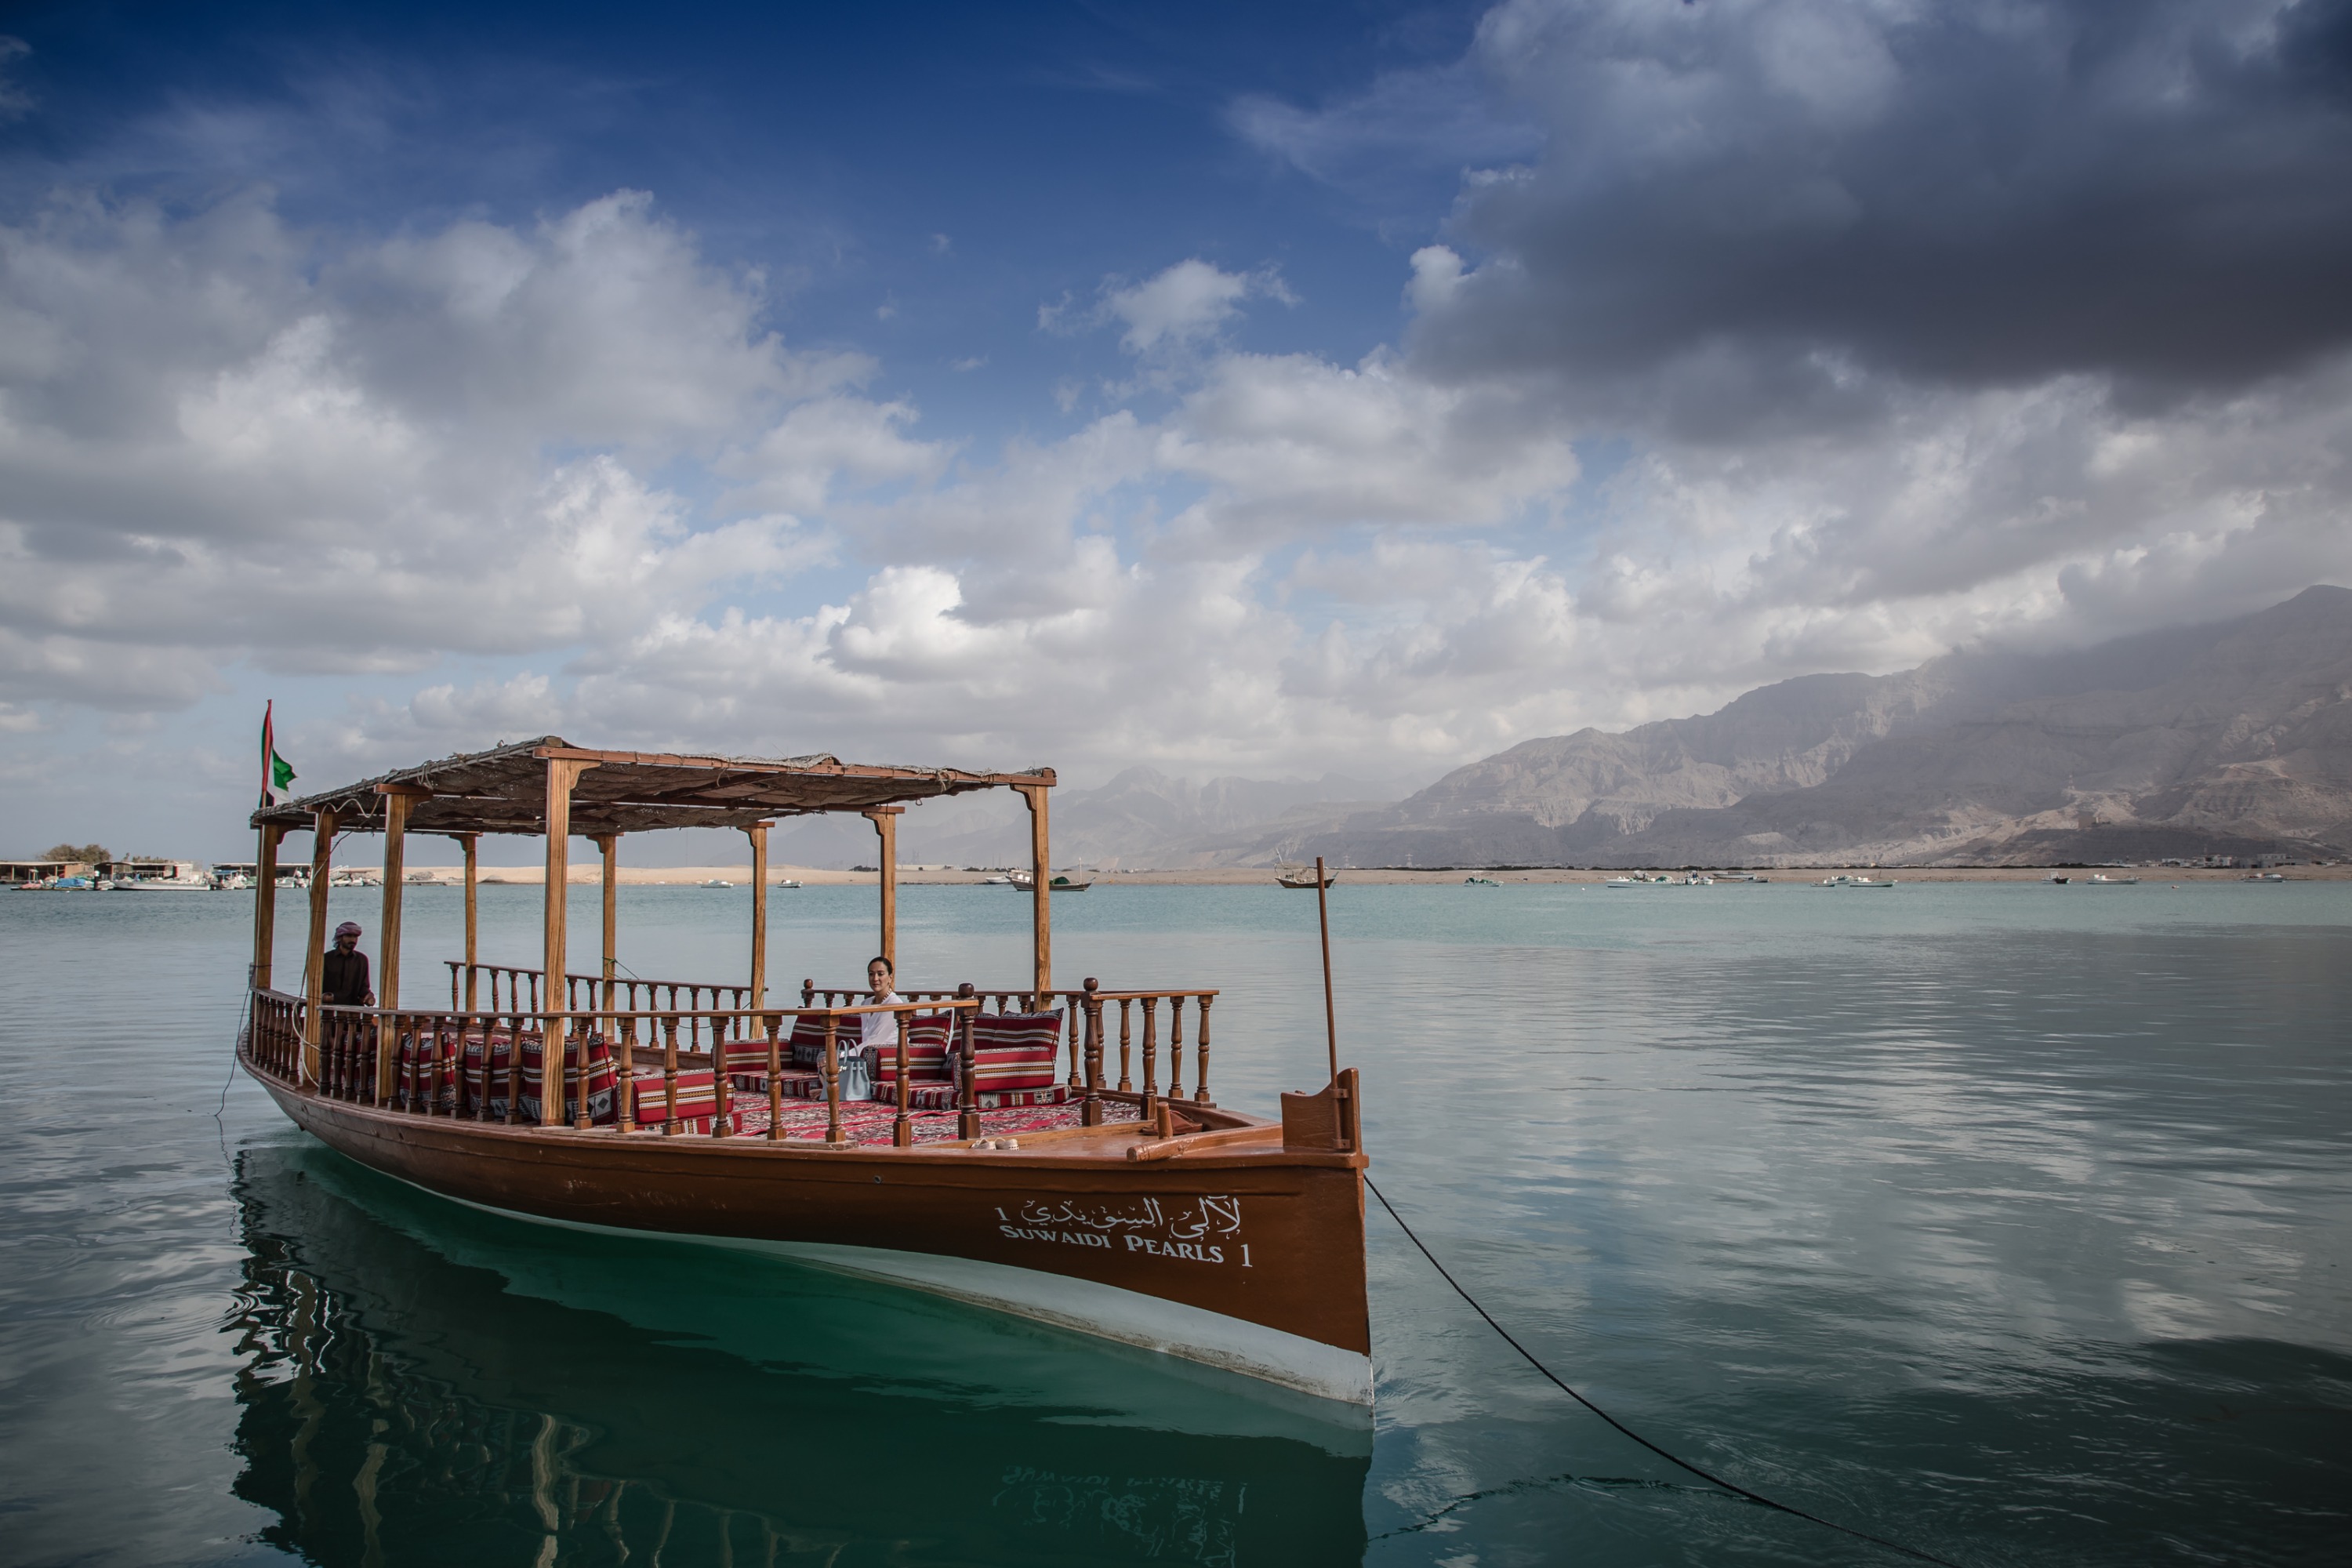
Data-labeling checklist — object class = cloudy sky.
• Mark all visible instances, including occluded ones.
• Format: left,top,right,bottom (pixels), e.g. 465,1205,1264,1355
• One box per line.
5,0,2350,857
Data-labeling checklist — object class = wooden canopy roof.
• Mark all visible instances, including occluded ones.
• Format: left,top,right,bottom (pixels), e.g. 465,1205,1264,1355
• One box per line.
249,737,1052,837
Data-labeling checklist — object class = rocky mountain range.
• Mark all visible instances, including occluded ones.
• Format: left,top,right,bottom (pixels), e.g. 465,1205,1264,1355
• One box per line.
1301,586,2352,868
765,768,1392,870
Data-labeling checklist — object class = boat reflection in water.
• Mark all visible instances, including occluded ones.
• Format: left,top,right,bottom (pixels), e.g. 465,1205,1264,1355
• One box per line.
227,1143,1372,1566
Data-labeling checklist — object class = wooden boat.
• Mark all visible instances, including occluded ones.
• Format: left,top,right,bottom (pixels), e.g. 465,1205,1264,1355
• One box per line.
1276,869,1338,890
234,739,1371,1406
1006,868,1092,892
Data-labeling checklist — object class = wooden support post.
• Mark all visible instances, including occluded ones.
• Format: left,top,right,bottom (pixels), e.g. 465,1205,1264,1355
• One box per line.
539,755,596,1127
302,808,337,1084
746,822,769,1011
252,822,285,992
456,834,480,1012
596,834,620,1013
862,806,902,972
375,783,428,1105
1017,784,1051,1008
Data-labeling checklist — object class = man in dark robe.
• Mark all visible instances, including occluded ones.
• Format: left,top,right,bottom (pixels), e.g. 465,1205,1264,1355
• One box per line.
322,920,375,1006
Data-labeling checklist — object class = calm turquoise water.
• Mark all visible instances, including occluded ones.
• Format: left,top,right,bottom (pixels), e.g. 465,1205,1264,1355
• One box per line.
2,880,2347,1566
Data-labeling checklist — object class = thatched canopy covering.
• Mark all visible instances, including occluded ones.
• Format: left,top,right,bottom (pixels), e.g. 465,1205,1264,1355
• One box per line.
249,737,1052,837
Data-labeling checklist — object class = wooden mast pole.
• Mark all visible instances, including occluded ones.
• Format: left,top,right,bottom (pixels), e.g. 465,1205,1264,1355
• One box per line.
301,808,337,1085
1316,855,1338,1089
863,806,902,972
252,822,285,992
540,756,594,1126
456,834,479,1011
1018,784,1051,1009
746,822,769,1011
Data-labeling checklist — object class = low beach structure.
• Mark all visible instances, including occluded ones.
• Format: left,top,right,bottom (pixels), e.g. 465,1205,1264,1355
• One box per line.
235,739,1373,1405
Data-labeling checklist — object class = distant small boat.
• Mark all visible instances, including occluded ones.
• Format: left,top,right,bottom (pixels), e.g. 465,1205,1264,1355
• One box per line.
2048,874,2071,884
701,878,733,888
1276,870,1337,890
978,873,1012,885
1463,876,1500,887
1007,869,1091,891
1820,875,1896,888
776,878,801,890
2087,873,2139,884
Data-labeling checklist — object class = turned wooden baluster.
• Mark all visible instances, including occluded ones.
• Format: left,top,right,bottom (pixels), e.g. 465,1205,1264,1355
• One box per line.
1167,996,1186,1102
1141,998,1160,1120
892,1004,913,1149
822,1013,845,1145
1080,978,1104,1127
660,1014,681,1134
1193,996,1214,1105
764,1011,782,1143
1065,995,1083,1091
1117,997,1134,1091
956,982,982,1141
615,1014,636,1133
572,1013,593,1132
801,978,814,1007
711,1007,733,1139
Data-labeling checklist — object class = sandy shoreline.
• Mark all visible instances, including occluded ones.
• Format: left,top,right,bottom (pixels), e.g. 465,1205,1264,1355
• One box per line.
393,862,2350,887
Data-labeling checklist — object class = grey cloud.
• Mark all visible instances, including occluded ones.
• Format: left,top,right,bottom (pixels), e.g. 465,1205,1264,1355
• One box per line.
1390,0,2352,427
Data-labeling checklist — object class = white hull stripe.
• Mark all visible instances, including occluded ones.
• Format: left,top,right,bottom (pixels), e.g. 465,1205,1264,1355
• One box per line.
416,1181,1376,1406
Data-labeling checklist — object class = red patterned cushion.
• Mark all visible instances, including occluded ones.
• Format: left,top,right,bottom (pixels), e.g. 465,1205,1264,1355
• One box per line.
630,1067,715,1127
977,1085,1069,1109
786,1011,854,1068
971,1011,1063,1054
903,1081,960,1110
518,1033,617,1125
870,1014,955,1085
971,1043,1059,1093
720,1019,788,1078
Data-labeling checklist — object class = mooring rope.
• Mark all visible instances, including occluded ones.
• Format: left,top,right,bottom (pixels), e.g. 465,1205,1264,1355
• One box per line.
1363,1176,1965,1567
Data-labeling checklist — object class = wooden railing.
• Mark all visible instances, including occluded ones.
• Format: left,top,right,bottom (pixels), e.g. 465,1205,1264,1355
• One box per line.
247,994,1020,1145
445,960,753,1018
800,978,1219,1110
244,971,1221,1142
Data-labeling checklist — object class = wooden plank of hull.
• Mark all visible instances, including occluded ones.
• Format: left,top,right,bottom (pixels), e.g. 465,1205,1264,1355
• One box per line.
250,1069,1372,1405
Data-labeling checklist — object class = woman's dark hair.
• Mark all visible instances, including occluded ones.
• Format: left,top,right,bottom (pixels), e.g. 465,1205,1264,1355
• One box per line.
868,955,893,975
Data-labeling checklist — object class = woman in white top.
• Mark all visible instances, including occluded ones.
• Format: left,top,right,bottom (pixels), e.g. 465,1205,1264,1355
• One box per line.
854,955,902,1099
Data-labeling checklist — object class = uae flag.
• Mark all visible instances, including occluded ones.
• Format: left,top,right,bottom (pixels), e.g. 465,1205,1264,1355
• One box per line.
260,702,297,808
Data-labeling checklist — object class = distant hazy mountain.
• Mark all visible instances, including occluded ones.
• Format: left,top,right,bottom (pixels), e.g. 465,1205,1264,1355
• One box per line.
1302,586,2352,868
768,767,1396,869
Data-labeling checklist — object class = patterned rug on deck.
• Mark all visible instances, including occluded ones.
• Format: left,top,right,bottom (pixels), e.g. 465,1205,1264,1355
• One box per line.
629,1096,1143,1146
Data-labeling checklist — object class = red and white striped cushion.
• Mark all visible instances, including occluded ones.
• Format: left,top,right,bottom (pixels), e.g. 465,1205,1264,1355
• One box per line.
971,1011,1063,1056
518,1033,618,1124
720,1021,789,1078
970,1040,1061,1094
786,1011,855,1068
628,1067,715,1127
870,1014,955,1085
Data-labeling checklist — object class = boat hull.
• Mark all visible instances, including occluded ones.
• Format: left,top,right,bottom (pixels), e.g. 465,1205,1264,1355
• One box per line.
252,1069,1373,1405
